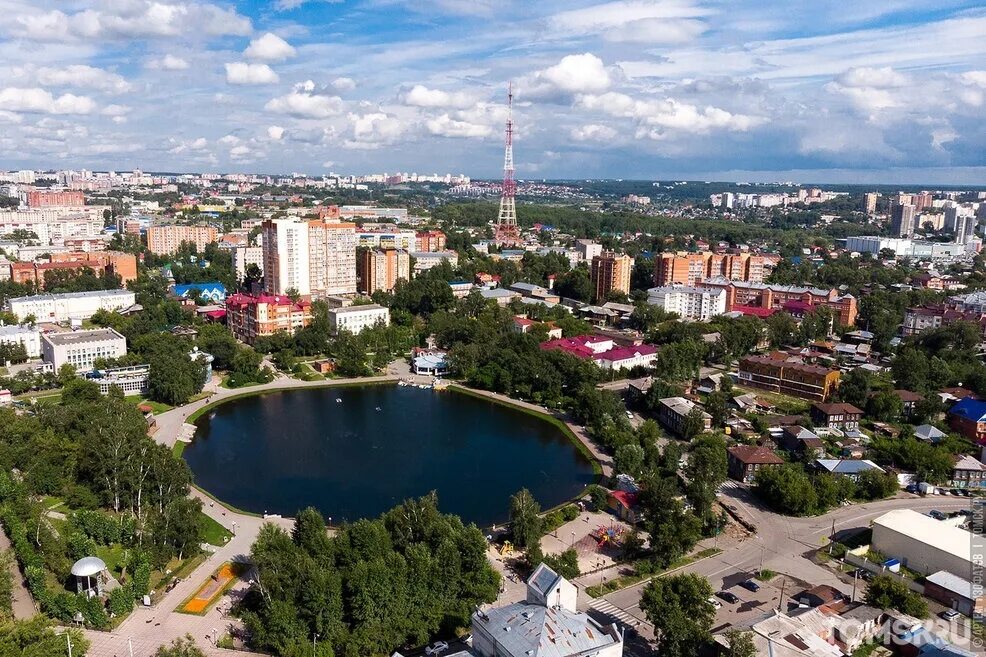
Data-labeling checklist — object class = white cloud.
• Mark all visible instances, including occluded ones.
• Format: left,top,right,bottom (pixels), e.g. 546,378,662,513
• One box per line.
147,55,190,71
579,92,761,136
836,66,910,89
426,114,492,138
265,86,344,118
529,53,612,97
570,124,618,142
826,67,912,114
225,63,280,85
101,104,131,117
34,66,131,94
549,1,710,42
402,85,475,109
0,87,95,115
332,77,357,92
275,0,341,9
604,17,706,44
15,3,252,42
346,112,406,149
267,126,285,140
244,33,296,61
168,137,209,154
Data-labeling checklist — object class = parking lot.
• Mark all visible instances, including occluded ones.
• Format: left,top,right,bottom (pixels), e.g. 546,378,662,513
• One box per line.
709,572,788,633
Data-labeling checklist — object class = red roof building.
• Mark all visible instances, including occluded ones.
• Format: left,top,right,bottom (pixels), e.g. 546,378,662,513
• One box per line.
226,293,312,344
540,335,657,371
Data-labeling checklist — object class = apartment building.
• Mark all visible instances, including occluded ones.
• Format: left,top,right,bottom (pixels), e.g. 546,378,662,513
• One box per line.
653,252,771,286
702,278,858,326
147,224,218,255
411,250,458,274
225,293,313,344
262,218,358,297
309,220,358,296
232,245,264,281
358,248,409,294
646,285,726,321
0,211,104,244
657,397,712,436
41,328,127,373
590,251,633,301
25,190,85,208
11,251,138,288
6,289,136,322
327,304,390,335
575,239,603,262
357,229,416,250
415,230,446,252
738,356,841,402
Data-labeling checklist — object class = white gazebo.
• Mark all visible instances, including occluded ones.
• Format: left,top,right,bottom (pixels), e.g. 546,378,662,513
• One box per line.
71,556,107,597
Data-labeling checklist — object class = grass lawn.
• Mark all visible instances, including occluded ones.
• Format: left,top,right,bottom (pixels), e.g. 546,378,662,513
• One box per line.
23,392,63,406
94,544,130,580
125,395,173,414
41,495,65,510
200,512,232,547
733,385,810,414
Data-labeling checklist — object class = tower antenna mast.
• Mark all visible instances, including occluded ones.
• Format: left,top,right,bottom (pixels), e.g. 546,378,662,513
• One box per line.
494,82,520,246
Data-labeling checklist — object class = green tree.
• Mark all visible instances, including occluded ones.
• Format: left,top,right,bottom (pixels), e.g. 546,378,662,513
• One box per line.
509,488,543,549
682,407,707,440
154,635,206,657
0,616,89,656
865,575,929,618
723,629,757,657
837,369,872,408
56,363,77,387
866,390,903,422
640,573,715,657
705,391,729,427
614,443,645,478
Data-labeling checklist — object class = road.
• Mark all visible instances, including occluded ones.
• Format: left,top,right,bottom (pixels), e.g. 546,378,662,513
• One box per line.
597,483,977,631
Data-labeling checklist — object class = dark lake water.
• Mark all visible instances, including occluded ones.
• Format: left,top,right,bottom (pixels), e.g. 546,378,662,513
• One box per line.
183,385,596,527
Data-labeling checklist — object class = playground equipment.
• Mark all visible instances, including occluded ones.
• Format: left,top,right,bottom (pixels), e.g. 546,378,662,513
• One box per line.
592,525,626,549
499,541,514,556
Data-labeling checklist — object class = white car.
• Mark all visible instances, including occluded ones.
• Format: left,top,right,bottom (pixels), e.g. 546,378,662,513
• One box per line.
426,642,449,656
708,597,722,610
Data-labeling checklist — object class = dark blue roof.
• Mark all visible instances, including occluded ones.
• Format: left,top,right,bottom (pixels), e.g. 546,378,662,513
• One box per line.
948,397,986,423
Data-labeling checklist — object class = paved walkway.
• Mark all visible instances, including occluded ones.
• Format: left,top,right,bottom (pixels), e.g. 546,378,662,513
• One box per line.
0,525,36,620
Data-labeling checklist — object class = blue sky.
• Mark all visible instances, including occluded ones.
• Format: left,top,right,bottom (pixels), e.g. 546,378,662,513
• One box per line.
0,1,984,183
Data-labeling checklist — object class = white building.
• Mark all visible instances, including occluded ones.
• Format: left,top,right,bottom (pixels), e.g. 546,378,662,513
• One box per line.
845,236,969,261
86,364,150,395
327,304,390,335
410,250,458,274
41,328,127,373
232,245,264,282
872,509,975,577
646,285,726,321
575,239,603,262
262,218,311,296
0,323,41,358
470,564,622,657
6,289,137,323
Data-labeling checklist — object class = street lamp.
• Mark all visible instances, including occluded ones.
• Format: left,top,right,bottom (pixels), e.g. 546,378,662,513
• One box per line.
313,632,319,657
570,531,576,548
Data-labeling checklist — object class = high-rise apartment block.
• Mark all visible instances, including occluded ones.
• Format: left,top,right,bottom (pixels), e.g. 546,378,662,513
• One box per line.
261,218,357,297
359,248,409,294
653,252,769,287
147,225,218,255
590,251,633,301
415,230,446,252
890,203,916,238
575,239,603,262
864,192,878,214
25,190,85,208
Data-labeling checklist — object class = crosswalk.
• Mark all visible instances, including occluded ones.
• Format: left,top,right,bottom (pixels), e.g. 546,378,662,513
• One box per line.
588,598,650,628
718,480,745,492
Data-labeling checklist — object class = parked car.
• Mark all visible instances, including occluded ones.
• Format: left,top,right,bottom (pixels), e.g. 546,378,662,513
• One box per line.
740,579,761,592
941,610,961,621
717,591,740,604
426,642,449,656
708,597,722,609
905,483,919,494
930,510,948,520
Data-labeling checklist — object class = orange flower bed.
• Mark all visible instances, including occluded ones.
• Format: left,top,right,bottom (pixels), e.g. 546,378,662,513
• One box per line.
180,562,236,615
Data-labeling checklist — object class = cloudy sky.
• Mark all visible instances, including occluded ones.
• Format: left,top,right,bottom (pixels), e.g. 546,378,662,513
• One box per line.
0,0,984,183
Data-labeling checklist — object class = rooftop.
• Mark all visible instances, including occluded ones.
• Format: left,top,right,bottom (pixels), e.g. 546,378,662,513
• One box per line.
328,303,388,315
8,289,135,303
474,603,619,657
729,445,784,465
42,328,125,346
873,509,976,568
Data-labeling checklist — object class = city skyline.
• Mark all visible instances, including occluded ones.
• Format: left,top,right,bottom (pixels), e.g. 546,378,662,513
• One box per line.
0,1,984,183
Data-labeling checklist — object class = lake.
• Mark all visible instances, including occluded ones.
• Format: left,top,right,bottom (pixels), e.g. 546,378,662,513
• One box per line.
183,384,596,527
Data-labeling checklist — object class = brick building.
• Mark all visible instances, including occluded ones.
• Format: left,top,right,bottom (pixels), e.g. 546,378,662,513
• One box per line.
738,356,841,402
653,252,776,287
358,248,409,294
147,224,218,255
702,278,858,326
590,251,633,302
415,230,447,252
728,445,784,483
225,293,312,344
26,190,85,208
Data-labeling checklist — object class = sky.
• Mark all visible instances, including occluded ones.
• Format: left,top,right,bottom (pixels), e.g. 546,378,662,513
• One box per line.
0,1,984,183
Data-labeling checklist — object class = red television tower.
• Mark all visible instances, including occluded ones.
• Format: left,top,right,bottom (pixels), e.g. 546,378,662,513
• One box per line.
494,82,520,246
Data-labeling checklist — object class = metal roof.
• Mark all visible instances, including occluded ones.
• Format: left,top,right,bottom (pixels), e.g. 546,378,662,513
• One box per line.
925,570,976,600
42,328,125,346
71,556,107,577
475,603,619,657
873,509,975,567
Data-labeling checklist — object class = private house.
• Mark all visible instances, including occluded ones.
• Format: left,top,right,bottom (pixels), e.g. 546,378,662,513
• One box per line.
727,445,784,483
893,389,925,419
657,397,712,436
947,398,986,445
814,459,884,480
512,316,563,339
915,424,947,443
779,426,825,458
173,282,227,303
810,402,863,432
950,454,986,489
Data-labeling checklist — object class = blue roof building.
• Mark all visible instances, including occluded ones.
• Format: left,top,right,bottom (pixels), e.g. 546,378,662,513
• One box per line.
947,397,986,443
173,282,227,303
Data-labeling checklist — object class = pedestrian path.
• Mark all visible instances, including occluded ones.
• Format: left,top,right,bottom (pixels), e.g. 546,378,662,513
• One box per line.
588,598,649,628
